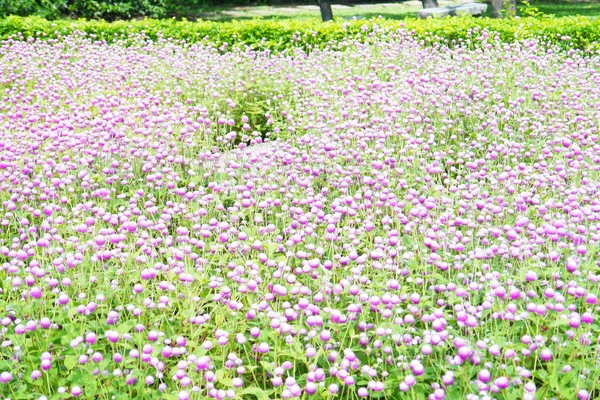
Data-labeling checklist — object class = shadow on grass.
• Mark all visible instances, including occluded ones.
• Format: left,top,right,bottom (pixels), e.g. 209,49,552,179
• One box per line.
477,0,600,17
170,0,600,21
169,1,420,21
176,10,418,21
343,11,418,19
532,2,600,17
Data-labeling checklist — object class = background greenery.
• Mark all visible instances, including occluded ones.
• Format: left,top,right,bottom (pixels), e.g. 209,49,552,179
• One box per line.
1,14,599,52
0,0,281,20
0,0,200,20
3,0,600,20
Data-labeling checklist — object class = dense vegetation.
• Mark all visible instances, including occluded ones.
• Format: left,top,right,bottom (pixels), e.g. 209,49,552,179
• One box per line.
0,0,277,20
1,15,600,52
3,0,319,20
3,4,600,400
1,19,600,400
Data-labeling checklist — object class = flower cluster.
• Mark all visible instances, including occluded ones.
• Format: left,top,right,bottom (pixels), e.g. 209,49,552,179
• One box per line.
0,30,599,399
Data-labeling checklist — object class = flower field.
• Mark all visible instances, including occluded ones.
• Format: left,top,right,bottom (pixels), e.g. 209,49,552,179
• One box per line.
1,29,600,400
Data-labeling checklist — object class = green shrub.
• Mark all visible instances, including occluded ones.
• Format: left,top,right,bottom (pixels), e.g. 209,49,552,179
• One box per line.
64,0,167,20
0,0,166,20
0,0,284,20
0,0,67,19
0,15,599,52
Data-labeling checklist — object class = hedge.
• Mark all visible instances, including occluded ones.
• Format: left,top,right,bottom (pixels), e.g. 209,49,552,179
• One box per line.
0,15,599,52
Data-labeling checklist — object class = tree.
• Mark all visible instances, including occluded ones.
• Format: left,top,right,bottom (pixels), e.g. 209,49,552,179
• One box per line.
421,0,439,9
318,0,333,21
490,0,516,18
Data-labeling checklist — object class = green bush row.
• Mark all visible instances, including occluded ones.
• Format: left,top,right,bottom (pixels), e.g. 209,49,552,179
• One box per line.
1,15,599,52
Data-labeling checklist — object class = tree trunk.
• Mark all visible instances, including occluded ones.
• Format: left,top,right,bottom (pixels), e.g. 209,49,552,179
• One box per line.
490,0,503,18
421,0,438,8
318,0,333,21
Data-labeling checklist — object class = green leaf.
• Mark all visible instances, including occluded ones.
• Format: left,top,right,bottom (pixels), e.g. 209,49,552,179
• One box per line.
266,242,278,257
275,255,287,264
64,355,78,370
549,318,570,328
241,387,270,400
260,361,275,375
519,268,527,282
116,319,138,335
559,388,576,399
215,369,225,382
68,370,84,385
413,384,428,400
560,370,577,386
548,372,559,389
85,385,98,397
533,369,548,381
220,378,233,387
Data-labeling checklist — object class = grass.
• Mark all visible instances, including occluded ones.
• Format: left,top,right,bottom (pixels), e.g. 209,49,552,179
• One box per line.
176,2,421,21
527,1,600,17
169,0,600,21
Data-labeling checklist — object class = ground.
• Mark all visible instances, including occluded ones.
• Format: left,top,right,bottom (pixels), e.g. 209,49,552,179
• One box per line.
177,0,600,21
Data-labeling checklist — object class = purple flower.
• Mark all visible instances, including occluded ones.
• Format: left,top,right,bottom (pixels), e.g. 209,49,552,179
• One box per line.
0,372,12,384
540,349,553,361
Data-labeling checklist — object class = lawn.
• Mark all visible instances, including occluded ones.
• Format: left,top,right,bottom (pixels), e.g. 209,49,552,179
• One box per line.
172,0,600,20
530,1,600,17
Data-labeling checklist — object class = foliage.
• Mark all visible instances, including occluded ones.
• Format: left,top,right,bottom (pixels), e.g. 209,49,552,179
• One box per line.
1,30,599,400
0,15,599,52
0,0,288,20
4,0,600,21
0,0,166,20
520,0,546,18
